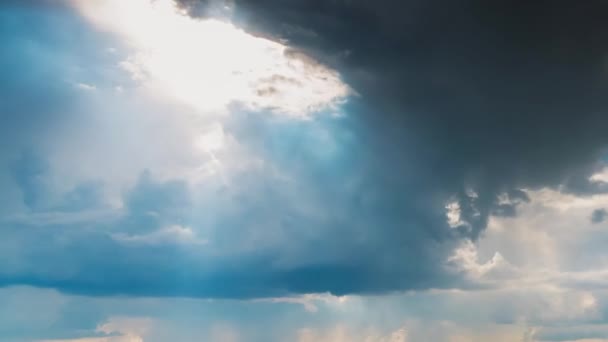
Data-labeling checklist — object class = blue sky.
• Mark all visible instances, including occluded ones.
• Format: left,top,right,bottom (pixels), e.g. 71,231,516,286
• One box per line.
2,1,608,341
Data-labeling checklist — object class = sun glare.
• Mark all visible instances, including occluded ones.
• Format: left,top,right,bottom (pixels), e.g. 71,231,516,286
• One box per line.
72,0,350,116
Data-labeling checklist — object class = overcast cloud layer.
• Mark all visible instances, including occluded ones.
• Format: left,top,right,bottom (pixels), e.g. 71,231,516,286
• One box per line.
2,0,608,341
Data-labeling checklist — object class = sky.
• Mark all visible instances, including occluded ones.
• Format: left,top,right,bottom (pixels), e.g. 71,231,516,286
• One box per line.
1,0,608,341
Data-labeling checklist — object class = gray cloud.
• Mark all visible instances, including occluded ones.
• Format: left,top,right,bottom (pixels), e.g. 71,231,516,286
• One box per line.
184,0,608,223
176,0,608,293
592,208,608,224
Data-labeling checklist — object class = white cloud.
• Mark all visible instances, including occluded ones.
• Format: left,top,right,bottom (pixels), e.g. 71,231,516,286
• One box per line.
39,317,151,342
445,187,608,325
71,0,350,117
590,167,608,184
448,240,516,280
75,83,97,91
195,123,226,153
296,325,408,342
209,323,241,342
111,225,207,246
259,293,351,313
40,336,141,342
445,200,468,228
426,322,533,342
445,188,608,289
477,188,608,272
14,284,608,342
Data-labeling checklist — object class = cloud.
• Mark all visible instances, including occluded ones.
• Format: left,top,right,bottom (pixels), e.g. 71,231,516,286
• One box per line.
592,209,607,224
40,336,141,342
0,146,465,298
591,168,608,184
3,0,608,302
2,283,608,342
167,0,608,296
184,0,608,195
296,325,408,342
111,224,207,246
449,188,608,287
6,4,608,341
38,317,150,342
71,0,351,117
75,83,97,91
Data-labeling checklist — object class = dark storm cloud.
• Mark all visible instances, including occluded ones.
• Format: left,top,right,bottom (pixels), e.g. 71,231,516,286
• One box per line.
177,0,608,293
181,0,608,220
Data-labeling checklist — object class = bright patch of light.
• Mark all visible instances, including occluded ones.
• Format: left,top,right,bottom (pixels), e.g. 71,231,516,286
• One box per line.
448,241,508,279
590,167,608,183
39,316,149,341
72,0,350,117
446,201,464,228
111,225,207,246
74,82,97,91
195,123,225,152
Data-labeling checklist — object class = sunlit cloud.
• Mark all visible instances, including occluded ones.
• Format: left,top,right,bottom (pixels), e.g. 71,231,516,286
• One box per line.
257,292,352,313
111,224,208,246
74,82,97,91
39,337,141,342
445,200,465,228
590,167,608,184
71,0,351,117
296,325,408,342
38,316,150,342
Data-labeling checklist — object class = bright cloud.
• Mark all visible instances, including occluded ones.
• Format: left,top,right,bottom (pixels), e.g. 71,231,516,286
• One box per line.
445,200,465,228
449,188,608,286
40,336,141,342
111,224,208,246
296,325,408,342
71,0,350,117
591,167,608,184
39,317,150,342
